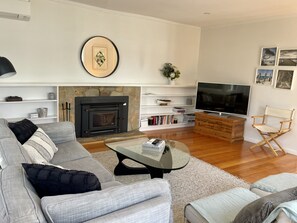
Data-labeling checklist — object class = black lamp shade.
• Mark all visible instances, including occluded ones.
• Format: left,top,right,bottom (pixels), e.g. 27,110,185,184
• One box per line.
0,57,16,78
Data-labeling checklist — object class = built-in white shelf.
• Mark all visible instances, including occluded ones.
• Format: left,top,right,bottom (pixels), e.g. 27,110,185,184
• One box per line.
142,94,196,97
140,85,197,131
0,99,57,104
0,86,59,124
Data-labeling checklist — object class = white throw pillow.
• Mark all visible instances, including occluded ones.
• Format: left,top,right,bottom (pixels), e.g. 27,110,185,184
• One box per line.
22,128,58,164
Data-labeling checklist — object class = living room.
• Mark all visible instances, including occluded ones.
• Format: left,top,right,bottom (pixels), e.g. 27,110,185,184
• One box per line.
1,0,297,222
1,0,297,153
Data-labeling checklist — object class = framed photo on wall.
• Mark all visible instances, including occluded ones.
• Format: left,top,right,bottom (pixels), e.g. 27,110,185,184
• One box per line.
255,68,274,85
80,36,119,78
260,47,277,66
274,70,295,90
278,48,297,66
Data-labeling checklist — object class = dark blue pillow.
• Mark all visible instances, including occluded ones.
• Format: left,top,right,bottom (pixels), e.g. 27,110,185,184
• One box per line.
9,119,38,144
22,163,101,198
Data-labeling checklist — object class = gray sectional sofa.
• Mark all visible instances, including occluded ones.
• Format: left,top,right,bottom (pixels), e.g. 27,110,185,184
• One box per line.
0,119,172,223
184,174,297,223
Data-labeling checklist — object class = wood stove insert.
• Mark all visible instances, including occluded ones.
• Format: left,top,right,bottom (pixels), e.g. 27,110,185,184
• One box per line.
75,96,128,137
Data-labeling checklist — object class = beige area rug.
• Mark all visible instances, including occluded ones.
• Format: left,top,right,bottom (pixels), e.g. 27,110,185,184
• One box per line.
92,151,249,223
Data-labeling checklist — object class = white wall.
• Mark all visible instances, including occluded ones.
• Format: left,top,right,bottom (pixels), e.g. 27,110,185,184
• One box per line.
0,0,201,85
198,17,297,155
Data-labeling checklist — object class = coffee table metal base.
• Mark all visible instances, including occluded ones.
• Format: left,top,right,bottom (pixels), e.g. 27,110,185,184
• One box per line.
114,152,170,178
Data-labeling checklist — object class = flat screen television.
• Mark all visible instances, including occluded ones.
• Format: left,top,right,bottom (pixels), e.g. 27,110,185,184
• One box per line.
195,82,251,115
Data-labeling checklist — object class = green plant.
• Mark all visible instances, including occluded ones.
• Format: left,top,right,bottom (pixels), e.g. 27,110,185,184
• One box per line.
160,63,180,80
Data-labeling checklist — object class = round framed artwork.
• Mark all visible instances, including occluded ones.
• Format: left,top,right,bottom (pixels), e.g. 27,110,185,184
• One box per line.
80,36,119,78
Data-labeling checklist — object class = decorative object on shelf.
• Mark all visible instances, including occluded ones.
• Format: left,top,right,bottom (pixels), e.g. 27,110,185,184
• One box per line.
172,107,186,113
160,63,180,85
186,98,193,105
255,68,274,85
48,92,56,100
260,47,277,66
277,48,297,66
80,36,119,78
183,114,195,123
29,113,39,119
37,107,48,118
156,99,171,106
168,79,176,85
140,118,149,128
274,70,295,90
0,57,16,78
5,96,22,102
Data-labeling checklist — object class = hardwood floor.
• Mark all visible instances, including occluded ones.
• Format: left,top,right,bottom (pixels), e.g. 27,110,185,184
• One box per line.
144,127,297,183
84,127,297,183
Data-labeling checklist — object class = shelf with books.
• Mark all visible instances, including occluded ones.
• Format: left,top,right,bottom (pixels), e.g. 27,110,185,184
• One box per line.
140,122,195,131
140,85,197,131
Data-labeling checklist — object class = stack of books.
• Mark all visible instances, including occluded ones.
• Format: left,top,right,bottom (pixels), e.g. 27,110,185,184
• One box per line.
142,138,165,152
172,107,186,113
148,115,175,125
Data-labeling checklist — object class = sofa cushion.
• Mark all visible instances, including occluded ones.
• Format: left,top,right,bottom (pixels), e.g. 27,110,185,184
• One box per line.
22,128,58,163
8,119,38,144
22,163,101,198
0,120,15,140
0,166,46,223
41,179,171,223
37,121,76,144
51,141,91,164
0,138,31,168
250,173,297,195
189,187,260,223
233,186,297,223
58,157,115,183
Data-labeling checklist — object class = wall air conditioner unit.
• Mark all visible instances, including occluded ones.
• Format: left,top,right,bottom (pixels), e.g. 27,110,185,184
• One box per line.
0,0,31,21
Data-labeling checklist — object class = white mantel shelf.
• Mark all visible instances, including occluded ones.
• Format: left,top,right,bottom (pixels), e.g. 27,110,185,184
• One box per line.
0,82,196,88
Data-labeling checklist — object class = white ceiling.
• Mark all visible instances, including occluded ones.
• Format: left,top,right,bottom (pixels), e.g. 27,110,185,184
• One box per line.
68,0,297,27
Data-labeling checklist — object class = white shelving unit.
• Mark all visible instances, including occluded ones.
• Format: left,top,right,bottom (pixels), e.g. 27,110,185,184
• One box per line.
0,85,59,124
140,85,197,131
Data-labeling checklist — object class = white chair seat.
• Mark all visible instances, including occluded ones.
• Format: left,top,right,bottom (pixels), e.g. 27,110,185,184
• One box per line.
253,124,279,133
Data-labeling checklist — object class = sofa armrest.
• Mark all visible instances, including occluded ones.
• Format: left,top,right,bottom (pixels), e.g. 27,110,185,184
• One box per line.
37,122,76,144
85,196,172,223
41,179,172,223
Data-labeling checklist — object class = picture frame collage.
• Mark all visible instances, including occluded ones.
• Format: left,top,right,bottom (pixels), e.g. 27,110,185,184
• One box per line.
256,47,297,90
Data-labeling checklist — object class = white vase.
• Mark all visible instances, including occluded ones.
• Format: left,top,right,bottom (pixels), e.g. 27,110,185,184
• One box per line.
168,78,175,85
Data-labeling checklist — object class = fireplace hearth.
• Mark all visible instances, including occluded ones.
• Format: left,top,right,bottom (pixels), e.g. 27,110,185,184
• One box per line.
75,96,128,137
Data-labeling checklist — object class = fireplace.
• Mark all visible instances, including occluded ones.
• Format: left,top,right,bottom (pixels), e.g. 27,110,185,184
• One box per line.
75,96,128,137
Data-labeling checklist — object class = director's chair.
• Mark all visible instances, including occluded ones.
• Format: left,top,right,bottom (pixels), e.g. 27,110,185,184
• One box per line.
250,106,295,156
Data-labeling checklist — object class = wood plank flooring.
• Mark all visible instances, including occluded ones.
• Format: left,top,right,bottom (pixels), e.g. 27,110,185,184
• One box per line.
84,127,297,183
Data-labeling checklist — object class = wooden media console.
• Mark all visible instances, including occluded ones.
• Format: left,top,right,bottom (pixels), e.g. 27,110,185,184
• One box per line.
194,112,246,142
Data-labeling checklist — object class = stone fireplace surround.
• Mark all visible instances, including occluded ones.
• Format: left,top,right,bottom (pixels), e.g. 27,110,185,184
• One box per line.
59,86,140,136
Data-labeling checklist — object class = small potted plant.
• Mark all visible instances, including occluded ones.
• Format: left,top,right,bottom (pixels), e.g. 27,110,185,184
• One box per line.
160,63,180,85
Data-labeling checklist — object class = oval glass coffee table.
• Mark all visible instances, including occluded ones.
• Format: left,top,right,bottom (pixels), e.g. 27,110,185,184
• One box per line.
105,137,190,178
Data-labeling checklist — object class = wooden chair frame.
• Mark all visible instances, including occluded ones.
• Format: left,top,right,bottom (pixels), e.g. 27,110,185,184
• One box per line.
250,106,295,156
